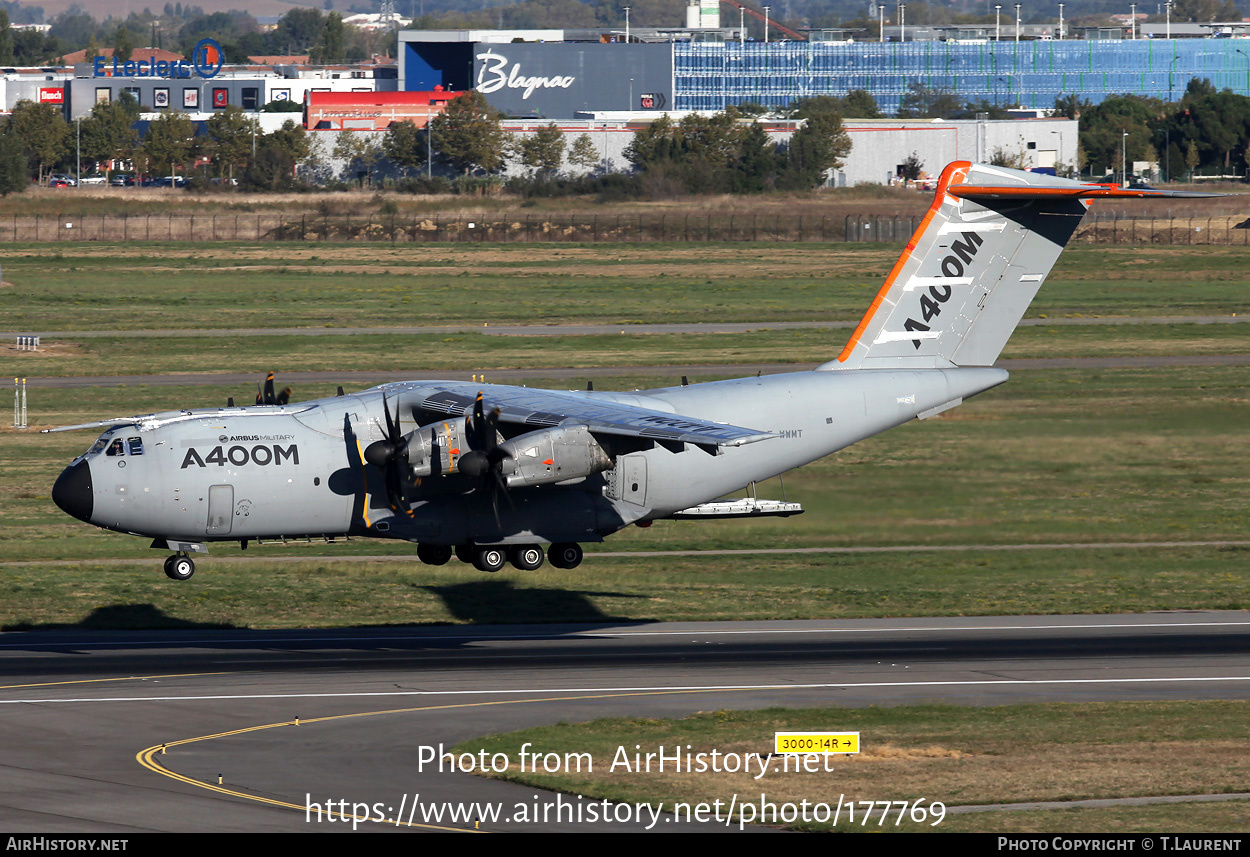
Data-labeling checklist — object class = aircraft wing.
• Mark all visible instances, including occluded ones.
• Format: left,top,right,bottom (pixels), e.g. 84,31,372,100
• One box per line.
390,382,776,453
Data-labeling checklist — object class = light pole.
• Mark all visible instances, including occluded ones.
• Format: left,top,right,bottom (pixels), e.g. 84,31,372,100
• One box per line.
1058,3,1064,39
879,4,885,42
900,4,906,42
624,6,630,43
1050,128,1064,176
763,6,770,43
1122,130,1129,187
1015,4,1021,42
1166,0,1171,40
740,5,745,41
1130,4,1136,39
995,5,1002,40
75,116,80,184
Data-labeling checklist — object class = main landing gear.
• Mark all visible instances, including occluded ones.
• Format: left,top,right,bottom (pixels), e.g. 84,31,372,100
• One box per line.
418,542,584,572
163,554,195,581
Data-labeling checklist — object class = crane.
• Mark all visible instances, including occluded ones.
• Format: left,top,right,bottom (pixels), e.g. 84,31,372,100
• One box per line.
719,0,808,41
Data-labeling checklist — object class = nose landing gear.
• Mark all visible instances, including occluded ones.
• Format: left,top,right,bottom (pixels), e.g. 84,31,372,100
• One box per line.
163,554,195,581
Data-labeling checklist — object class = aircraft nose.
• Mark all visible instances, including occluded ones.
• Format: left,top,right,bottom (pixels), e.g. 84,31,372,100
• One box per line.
52,459,93,522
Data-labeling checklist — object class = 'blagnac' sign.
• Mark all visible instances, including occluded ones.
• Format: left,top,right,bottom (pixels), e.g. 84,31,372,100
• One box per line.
475,50,575,100
93,38,224,80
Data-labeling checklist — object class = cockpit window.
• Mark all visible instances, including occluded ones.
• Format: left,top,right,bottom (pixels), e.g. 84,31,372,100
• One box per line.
87,435,110,455
106,438,125,457
126,437,144,456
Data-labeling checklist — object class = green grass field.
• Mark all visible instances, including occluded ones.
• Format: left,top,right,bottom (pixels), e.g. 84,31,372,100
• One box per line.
1,243,1247,333
450,701,1250,833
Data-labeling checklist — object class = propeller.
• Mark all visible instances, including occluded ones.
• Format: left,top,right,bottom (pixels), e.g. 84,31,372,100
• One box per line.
256,372,277,405
457,392,513,519
363,393,414,515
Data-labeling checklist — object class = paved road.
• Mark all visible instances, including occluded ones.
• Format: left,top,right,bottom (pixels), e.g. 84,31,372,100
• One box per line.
3,315,1247,339
2,613,1248,832
20,353,1250,389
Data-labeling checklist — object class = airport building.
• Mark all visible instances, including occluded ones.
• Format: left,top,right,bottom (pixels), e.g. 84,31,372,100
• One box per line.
493,116,1077,185
398,27,1250,117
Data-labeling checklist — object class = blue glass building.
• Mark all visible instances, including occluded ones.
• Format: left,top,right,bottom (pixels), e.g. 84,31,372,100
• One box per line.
674,39,1250,115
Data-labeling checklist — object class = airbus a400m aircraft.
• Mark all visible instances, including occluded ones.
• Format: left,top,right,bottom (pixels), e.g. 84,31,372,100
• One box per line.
49,163,1210,580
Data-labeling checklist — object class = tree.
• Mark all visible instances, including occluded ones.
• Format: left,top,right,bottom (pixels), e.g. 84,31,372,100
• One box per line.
332,128,384,184
382,120,426,173
78,94,140,173
1053,93,1091,120
429,90,507,175
0,10,15,66
989,146,1028,169
898,151,924,181
266,119,311,165
567,134,599,172
0,121,28,195
142,111,198,178
1077,94,1162,175
9,100,70,183
113,24,134,62
730,121,779,193
205,104,259,179
519,123,565,177
840,90,881,119
897,82,963,119
244,143,297,190
777,108,851,190
310,12,344,63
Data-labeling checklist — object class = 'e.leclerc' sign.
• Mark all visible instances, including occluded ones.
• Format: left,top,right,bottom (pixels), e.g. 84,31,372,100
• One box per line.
93,38,224,80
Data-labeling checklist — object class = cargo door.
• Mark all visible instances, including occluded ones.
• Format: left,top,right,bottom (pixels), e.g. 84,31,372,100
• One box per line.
206,484,233,536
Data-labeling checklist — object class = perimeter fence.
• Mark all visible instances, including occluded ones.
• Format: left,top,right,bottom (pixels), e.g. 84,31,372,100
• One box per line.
5,211,1248,245
1,212,848,243
844,212,1250,246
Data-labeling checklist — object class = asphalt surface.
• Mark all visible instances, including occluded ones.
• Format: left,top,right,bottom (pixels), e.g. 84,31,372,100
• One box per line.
2,613,1249,832
3,315,1247,339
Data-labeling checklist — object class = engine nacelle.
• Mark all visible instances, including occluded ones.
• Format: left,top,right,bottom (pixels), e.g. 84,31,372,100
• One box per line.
403,419,472,477
498,425,612,488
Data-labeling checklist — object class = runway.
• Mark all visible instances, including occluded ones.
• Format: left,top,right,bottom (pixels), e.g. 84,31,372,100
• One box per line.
2,613,1248,832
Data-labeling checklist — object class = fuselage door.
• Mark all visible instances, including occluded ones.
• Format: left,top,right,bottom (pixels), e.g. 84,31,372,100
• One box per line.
620,455,648,506
206,484,234,535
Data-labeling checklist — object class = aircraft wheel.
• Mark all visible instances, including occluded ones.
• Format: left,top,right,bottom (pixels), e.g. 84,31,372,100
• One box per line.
454,544,474,564
166,555,195,581
548,542,583,570
417,543,452,566
509,544,545,571
473,546,507,573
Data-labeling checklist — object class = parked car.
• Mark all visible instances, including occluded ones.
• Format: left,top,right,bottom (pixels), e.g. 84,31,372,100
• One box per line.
110,174,132,186
47,173,77,187
77,174,107,185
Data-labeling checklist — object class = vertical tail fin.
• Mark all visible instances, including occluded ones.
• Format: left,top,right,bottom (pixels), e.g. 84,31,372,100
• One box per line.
825,162,1218,371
